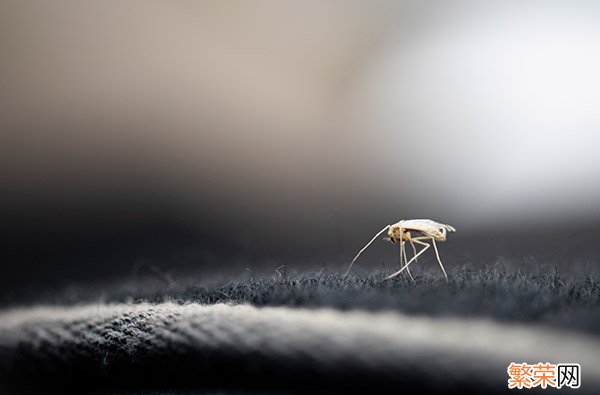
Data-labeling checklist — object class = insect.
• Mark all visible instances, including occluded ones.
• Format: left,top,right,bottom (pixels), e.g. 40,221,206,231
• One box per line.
345,219,456,281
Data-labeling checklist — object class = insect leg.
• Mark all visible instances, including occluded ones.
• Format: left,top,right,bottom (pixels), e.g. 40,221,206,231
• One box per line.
385,239,430,279
401,241,416,284
410,239,418,261
399,239,403,264
431,238,449,282
345,225,390,276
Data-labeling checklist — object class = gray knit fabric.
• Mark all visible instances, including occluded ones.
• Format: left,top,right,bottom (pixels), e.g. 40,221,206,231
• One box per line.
1,302,599,394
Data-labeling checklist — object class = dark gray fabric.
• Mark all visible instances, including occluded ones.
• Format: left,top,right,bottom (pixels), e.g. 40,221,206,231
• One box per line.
11,269,599,334
2,267,599,394
1,302,599,394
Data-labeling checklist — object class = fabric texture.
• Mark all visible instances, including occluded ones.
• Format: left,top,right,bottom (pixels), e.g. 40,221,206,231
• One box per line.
1,302,600,394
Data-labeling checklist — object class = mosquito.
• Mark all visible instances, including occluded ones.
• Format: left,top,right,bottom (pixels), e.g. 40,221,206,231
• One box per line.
345,219,456,282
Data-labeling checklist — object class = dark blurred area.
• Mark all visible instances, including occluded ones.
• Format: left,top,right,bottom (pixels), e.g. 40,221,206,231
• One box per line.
2,0,600,296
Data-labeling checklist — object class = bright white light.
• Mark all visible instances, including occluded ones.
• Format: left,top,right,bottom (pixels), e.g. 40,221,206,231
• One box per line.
353,2,600,225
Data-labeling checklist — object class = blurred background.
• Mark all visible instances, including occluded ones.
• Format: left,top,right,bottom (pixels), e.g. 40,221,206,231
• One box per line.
2,0,600,293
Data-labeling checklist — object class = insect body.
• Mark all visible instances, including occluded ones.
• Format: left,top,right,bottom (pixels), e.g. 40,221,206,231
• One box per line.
345,219,456,282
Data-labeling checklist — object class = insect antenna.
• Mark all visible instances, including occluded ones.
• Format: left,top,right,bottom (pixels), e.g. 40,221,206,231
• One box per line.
345,225,390,276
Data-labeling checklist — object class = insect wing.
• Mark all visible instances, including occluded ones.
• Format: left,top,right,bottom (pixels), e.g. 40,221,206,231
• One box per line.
399,219,455,240
399,219,441,232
